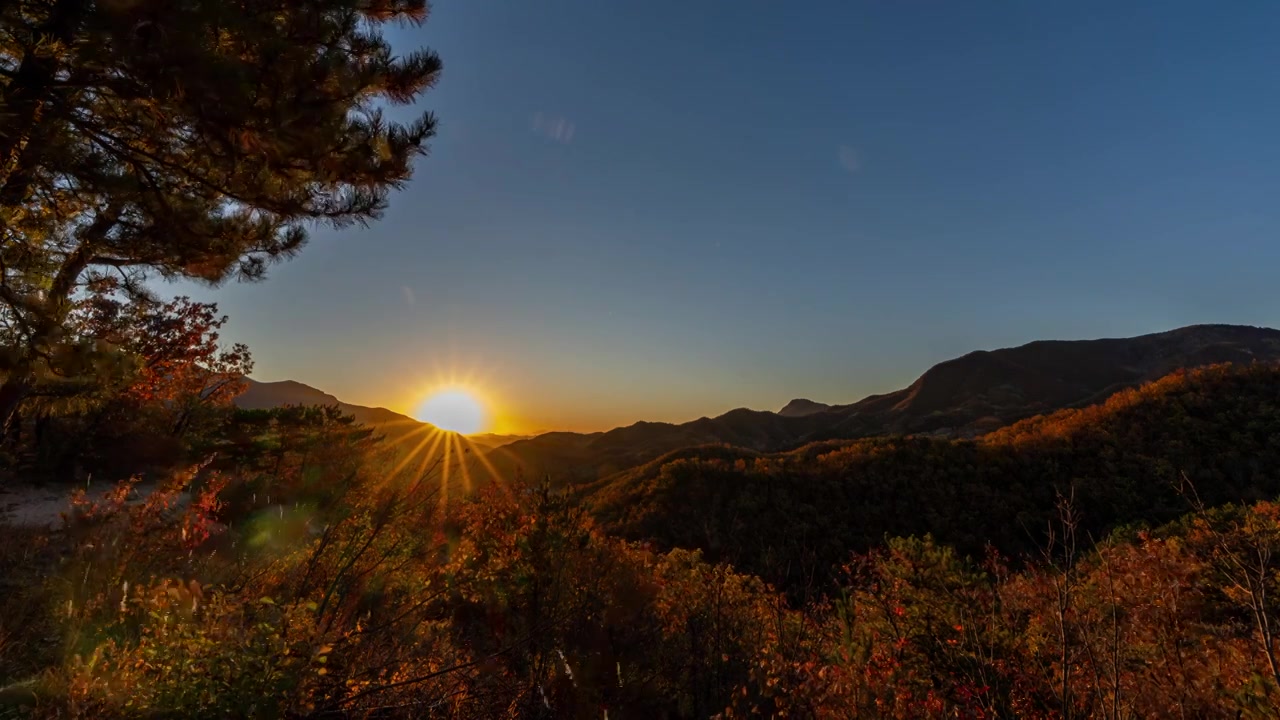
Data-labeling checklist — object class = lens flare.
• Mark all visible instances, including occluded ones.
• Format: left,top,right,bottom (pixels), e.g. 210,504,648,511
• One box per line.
415,387,486,434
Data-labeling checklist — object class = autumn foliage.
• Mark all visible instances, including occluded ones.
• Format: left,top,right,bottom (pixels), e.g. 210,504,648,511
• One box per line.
0,410,808,717
588,362,1280,599
2,293,253,479
5,365,1280,717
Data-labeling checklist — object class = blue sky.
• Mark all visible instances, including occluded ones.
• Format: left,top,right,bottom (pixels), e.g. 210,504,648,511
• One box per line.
179,1,1280,432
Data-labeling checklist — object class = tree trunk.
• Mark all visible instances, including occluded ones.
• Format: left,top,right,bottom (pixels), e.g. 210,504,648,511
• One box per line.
0,371,31,439
0,227,105,443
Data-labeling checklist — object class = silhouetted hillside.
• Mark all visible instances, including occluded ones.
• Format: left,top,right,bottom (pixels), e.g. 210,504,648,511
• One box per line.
777,399,832,417
237,379,418,427
489,324,1280,482
236,380,526,451
583,362,1280,597
819,323,1280,438
485,408,837,482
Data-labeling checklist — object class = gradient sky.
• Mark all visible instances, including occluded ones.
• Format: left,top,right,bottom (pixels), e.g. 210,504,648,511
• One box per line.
177,1,1280,433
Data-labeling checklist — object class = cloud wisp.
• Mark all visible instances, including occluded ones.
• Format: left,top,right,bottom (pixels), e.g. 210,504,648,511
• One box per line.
532,112,576,144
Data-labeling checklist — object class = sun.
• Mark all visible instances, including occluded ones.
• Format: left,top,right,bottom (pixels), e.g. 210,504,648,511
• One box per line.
415,387,487,434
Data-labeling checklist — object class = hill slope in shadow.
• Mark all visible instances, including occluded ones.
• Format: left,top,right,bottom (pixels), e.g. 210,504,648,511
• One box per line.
486,324,1280,483
583,361,1280,597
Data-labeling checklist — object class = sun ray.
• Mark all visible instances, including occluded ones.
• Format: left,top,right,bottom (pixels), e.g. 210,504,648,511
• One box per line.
440,429,453,507
486,443,526,477
409,429,449,496
453,433,473,495
379,422,438,456
460,435,507,492
471,435,519,497
373,434,430,495
416,429,449,478
386,426,440,480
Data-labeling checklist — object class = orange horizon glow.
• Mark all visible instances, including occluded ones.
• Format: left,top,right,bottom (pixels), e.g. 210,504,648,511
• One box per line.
323,365,693,436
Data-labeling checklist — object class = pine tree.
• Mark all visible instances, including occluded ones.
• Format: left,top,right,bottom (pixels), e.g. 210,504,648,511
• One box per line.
0,0,440,430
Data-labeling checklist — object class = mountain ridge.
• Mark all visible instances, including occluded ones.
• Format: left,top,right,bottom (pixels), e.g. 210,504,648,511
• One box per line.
581,361,1280,595
487,324,1280,482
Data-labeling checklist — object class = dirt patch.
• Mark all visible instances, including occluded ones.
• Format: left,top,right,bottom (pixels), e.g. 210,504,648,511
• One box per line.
0,482,156,530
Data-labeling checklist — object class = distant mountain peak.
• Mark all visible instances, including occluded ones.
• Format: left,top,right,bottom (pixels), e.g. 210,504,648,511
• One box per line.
236,379,341,409
778,398,832,417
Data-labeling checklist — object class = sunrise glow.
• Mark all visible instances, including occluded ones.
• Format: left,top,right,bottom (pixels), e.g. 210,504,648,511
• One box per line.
415,387,487,434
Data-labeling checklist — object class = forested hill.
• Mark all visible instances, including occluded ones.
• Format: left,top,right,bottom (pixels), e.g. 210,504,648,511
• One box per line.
489,324,1280,483
582,362,1280,598
236,379,422,432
